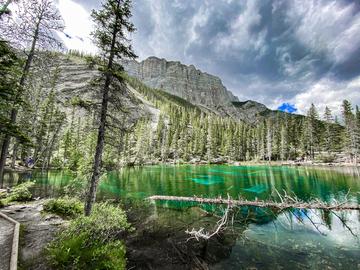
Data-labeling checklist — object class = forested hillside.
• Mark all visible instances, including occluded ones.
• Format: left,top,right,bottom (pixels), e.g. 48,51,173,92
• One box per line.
1,49,359,174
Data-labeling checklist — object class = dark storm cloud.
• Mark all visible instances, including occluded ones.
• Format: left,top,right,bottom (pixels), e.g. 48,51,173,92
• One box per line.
72,0,360,114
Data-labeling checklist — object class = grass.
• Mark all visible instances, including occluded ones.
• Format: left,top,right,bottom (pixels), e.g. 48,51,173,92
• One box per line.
43,197,83,218
47,202,131,270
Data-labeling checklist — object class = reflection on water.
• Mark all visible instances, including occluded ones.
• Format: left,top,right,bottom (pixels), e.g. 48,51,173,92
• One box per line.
2,165,360,269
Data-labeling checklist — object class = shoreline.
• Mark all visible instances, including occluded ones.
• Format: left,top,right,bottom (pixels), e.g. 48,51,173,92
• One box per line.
3,160,359,174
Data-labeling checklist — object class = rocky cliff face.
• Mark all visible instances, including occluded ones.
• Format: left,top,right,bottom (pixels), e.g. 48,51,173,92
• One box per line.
121,57,277,123
42,55,152,133
122,57,238,106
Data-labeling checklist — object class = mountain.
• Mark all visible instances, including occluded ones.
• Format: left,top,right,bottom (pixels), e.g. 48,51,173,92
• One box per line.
121,56,283,123
20,53,308,168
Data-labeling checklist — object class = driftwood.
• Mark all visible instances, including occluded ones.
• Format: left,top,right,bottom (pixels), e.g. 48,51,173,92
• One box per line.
149,193,360,241
148,195,360,211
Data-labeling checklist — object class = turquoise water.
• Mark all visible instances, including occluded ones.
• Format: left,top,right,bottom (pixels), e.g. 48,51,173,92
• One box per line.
3,165,360,269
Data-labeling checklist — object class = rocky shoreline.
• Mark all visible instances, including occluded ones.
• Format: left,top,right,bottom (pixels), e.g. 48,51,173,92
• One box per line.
3,159,359,177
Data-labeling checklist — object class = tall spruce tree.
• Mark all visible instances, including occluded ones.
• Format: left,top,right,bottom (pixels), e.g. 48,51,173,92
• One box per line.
341,100,357,163
323,106,334,153
303,104,320,159
355,106,360,160
84,0,136,216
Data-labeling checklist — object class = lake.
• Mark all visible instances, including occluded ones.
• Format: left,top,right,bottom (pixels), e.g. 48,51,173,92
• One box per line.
2,165,360,269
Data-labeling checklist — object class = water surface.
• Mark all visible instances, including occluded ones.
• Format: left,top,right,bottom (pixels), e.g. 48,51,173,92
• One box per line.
3,165,360,269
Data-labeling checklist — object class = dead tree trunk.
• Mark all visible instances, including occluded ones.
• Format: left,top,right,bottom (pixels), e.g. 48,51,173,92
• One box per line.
148,195,360,211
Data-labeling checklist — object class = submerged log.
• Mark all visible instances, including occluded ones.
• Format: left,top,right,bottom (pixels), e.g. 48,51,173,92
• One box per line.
148,195,360,211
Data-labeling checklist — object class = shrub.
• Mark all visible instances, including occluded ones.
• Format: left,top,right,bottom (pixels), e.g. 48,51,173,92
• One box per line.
48,235,126,270
43,197,83,218
316,154,336,163
63,177,87,199
47,202,131,270
0,182,35,206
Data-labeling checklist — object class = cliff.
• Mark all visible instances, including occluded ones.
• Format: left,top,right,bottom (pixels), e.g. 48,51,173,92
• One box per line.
121,56,279,123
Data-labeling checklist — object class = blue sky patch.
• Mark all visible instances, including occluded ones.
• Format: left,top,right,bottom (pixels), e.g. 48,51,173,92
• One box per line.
277,103,298,113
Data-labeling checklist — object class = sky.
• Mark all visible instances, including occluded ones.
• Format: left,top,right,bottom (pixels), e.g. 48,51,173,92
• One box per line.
56,0,360,116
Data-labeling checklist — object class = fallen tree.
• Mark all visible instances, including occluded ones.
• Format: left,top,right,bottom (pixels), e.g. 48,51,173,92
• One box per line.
148,193,360,240
148,195,360,211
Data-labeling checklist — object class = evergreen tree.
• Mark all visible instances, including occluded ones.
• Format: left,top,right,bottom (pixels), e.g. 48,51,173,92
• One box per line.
341,100,357,163
266,119,272,161
280,124,288,161
355,106,360,160
302,104,320,159
84,0,136,216
323,106,334,153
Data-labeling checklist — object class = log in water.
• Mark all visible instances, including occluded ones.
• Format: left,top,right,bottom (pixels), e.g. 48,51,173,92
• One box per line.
148,195,360,210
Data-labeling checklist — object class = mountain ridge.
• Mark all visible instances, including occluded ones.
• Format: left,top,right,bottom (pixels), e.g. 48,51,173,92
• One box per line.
121,56,289,123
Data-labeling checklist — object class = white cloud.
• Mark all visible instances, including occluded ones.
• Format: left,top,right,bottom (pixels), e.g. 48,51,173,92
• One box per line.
287,0,360,64
216,0,268,59
290,75,360,116
187,3,210,46
57,0,97,54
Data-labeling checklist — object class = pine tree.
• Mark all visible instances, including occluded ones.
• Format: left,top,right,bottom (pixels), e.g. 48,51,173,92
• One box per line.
302,104,320,159
84,0,136,216
206,116,217,160
355,106,360,161
280,124,288,161
323,106,334,153
341,100,357,163
266,119,272,161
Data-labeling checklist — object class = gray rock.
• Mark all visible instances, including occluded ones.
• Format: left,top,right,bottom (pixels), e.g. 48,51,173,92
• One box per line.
121,56,288,123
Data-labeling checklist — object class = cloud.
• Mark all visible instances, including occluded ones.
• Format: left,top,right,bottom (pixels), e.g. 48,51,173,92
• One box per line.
57,0,97,54
290,75,360,116
69,0,360,115
215,0,268,60
286,0,360,64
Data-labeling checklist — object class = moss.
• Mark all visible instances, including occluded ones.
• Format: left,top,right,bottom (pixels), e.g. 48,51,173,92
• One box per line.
47,202,131,270
43,197,83,218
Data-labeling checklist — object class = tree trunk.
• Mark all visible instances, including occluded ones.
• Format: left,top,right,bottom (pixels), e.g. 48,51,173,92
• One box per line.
11,140,18,169
84,1,120,216
148,195,360,211
0,109,17,182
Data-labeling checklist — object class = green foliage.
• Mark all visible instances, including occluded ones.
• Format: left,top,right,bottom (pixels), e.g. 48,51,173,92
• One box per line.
48,235,126,270
63,177,87,199
316,154,336,163
43,197,83,218
66,49,96,60
122,72,198,110
1,181,35,205
0,41,30,144
47,202,130,270
61,202,131,242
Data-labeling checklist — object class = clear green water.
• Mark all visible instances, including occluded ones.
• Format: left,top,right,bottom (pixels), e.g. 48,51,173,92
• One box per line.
3,165,360,269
